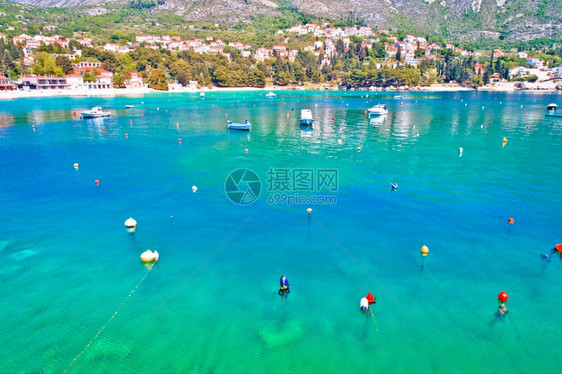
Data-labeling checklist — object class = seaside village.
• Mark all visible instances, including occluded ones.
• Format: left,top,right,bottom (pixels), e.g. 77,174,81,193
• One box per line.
0,22,561,92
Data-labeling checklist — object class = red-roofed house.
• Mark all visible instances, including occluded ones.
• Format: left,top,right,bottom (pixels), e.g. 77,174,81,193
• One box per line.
0,74,17,91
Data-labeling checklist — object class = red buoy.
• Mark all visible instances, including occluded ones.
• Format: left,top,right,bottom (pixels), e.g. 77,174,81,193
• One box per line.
94,179,100,186
366,291,375,304
178,138,182,144
102,128,106,133
526,126,529,130
507,217,514,224
125,133,128,138
331,117,335,121
244,148,248,153
554,244,562,252
73,111,76,116
130,120,133,124
141,113,144,117
498,291,508,302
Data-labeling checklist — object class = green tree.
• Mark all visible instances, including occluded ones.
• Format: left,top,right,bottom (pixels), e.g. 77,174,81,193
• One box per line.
146,68,168,90
395,47,402,62
56,56,74,75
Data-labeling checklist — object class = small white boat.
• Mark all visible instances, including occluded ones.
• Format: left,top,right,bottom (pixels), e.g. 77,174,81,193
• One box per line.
81,107,110,118
300,109,313,126
546,103,561,117
367,104,388,116
265,92,277,98
125,105,134,109
393,95,403,100
227,120,251,131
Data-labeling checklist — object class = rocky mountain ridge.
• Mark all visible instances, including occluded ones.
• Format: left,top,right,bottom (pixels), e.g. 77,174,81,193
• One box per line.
11,0,562,41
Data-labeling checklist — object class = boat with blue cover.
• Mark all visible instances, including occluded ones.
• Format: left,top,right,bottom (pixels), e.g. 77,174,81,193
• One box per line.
227,120,251,131
300,109,313,126
546,103,561,117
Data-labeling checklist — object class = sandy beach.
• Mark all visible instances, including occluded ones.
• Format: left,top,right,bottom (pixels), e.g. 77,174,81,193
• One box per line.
0,81,559,100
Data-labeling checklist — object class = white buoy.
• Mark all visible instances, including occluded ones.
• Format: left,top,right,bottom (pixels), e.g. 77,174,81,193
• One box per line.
459,147,463,157
141,250,159,263
337,139,343,144
192,185,198,193
73,163,79,170
124,217,137,228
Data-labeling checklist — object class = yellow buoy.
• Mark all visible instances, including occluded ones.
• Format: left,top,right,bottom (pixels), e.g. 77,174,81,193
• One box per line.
421,245,429,256
357,147,361,152
73,163,79,170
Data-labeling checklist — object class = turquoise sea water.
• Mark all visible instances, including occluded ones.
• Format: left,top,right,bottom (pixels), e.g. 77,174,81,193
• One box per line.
0,90,561,373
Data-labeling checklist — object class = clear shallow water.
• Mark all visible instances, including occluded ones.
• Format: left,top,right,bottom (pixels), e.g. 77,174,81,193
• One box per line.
0,90,561,373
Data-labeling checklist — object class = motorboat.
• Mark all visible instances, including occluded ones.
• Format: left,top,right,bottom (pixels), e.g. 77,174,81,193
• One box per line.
367,104,388,116
227,120,251,131
393,95,403,100
546,103,561,117
81,107,110,118
125,105,134,109
300,109,313,126
265,92,277,98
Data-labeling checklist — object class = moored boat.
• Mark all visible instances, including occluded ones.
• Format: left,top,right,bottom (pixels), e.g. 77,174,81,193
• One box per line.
200,92,205,99
265,92,277,98
81,107,110,118
545,103,561,117
367,104,388,116
227,120,251,131
125,105,134,109
300,109,313,126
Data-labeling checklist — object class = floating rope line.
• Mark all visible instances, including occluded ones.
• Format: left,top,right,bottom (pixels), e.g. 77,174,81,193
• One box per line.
62,268,153,373
311,216,413,320
151,213,254,317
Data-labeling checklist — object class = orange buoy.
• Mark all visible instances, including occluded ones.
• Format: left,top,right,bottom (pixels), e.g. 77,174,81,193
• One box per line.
73,163,79,170
307,208,312,214
102,128,106,133
178,138,182,144
125,133,128,138
244,148,248,153
507,217,514,224
554,244,562,252
130,120,133,124
141,113,144,117
218,108,220,112
526,126,529,130
421,245,429,256
94,179,100,186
